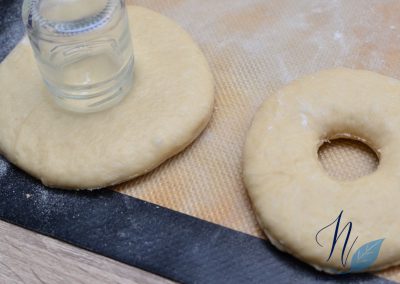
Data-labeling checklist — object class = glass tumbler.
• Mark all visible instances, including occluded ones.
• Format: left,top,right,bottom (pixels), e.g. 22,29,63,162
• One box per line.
22,0,134,113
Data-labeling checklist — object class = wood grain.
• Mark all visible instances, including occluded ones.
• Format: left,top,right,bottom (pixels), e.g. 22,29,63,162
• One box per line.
0,220,174,284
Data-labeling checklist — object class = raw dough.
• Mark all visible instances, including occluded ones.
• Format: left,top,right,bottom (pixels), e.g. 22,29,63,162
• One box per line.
0,6,214,189
244,68,400,273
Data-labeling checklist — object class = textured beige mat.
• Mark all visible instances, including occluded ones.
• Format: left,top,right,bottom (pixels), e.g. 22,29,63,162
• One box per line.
119,0,400,281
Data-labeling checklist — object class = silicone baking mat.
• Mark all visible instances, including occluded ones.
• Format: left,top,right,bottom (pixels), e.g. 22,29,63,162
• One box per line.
0,0,398,283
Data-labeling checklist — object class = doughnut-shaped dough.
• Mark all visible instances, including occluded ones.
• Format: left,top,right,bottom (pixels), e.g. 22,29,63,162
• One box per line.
0,6,214,189
244,68,400,273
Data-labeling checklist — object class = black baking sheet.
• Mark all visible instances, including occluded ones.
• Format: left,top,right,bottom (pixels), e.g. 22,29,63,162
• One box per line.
0,1,394,283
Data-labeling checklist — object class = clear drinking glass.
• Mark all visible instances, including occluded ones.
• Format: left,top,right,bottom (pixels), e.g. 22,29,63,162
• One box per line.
22,0,134,113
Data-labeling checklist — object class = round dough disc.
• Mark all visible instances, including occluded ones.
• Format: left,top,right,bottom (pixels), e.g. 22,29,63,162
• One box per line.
0,6,214,189
244,68,400,273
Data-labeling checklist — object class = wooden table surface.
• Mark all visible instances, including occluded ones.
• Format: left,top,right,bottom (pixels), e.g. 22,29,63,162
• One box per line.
0,220,174,284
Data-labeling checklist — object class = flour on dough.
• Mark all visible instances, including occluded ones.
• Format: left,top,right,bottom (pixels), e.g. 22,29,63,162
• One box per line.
244,68,400,273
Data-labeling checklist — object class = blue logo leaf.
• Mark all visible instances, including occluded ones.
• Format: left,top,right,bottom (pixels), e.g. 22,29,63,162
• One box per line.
349,239,384,273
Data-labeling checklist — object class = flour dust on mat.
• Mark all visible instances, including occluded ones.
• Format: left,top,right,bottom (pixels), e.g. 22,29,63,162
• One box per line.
119,1,400,280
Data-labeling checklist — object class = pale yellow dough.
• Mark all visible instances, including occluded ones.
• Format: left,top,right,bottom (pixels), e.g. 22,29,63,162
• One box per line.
0,6,214,189
244,68,400,273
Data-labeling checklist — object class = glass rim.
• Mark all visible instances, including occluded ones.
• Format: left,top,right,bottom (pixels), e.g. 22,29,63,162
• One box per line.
24,0,121,36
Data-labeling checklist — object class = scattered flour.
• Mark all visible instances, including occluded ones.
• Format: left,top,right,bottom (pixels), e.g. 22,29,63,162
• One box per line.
0,157,10,179
300,113,309,127
334,31,343,40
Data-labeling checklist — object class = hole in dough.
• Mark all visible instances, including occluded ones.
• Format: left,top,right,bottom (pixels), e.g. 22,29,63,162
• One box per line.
318,138,379,181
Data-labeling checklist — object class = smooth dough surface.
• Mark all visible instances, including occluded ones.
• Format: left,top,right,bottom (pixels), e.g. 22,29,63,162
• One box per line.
0,6,214,189
244,68,400,273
